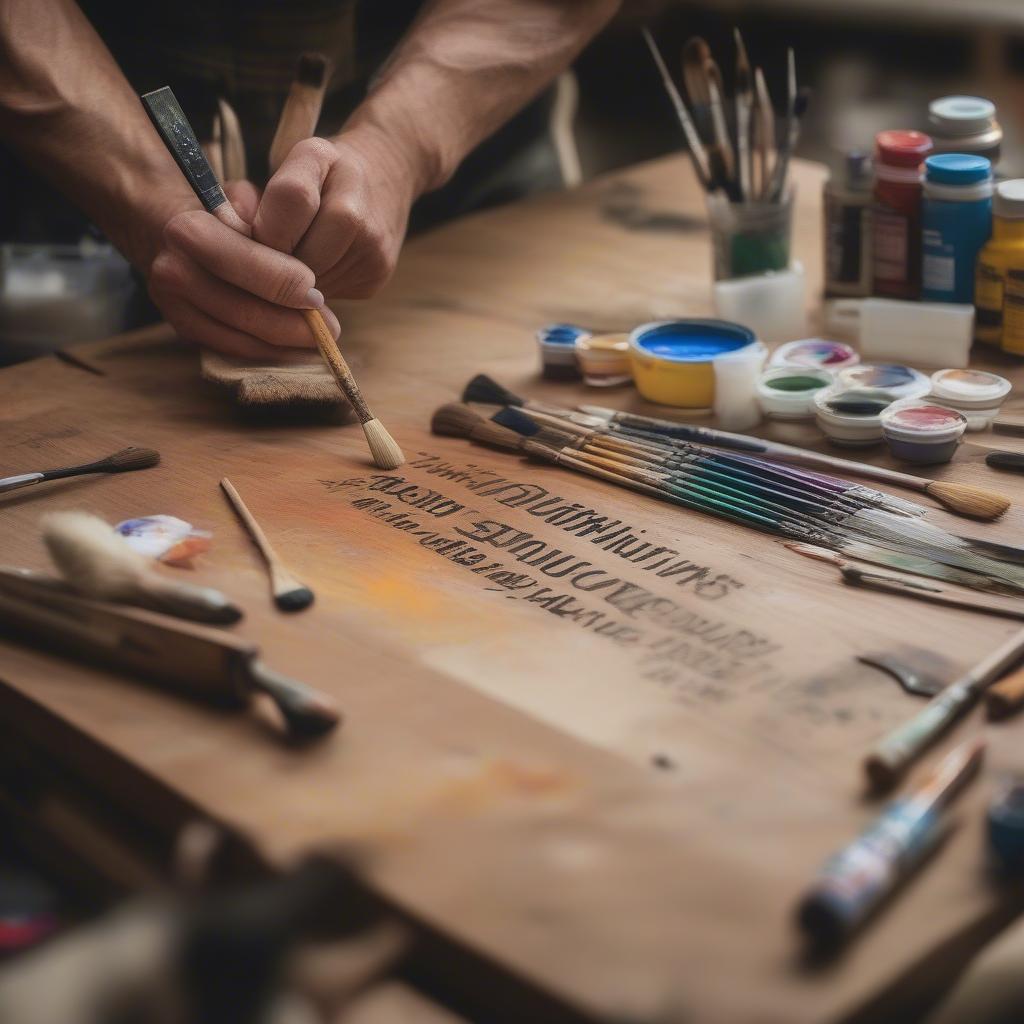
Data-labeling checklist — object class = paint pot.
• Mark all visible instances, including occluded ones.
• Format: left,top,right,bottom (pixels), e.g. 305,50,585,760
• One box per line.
757,366,834,421
770,338,860,372
814,386,898,446
536,323,588,380
928,367,1012,430
837,363,931,401
628,319,758,408
713,339,768,430
574,332,631,387
988,780,1024,874
880,401,966,464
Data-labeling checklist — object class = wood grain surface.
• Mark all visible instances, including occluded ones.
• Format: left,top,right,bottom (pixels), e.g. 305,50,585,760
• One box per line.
2,157,1024,1022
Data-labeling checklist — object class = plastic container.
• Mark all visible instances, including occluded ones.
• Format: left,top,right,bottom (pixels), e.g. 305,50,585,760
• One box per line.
712,261,806,345
713,339,768,430
574,332,631,387
770,338,860,372
857,297,974,368
756,365,834,420
837,363,931,400
628,319,759,408
975,180,1024,347
706,189,794,280
536,323,588,380
929,96,1002,166
814,387,899,446
872,130,933,299
928,367,1011,430
880,401,967,464
921,154,992,303
824,151,873,298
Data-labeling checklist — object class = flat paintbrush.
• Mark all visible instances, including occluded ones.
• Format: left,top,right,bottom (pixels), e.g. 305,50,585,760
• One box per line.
753,67,775,199
733,28,754,202
768,48,798,201
269,52,332,174
141,86,403,470
0,447,159,495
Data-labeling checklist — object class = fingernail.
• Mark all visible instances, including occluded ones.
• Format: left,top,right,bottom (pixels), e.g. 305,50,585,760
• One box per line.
305,287,325,308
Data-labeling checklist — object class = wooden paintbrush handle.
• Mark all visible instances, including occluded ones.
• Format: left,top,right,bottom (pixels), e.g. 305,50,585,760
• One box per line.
987,666,1024,719
302,309,373,423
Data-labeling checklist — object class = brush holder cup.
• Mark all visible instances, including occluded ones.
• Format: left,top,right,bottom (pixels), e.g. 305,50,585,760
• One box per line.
706,189,794,280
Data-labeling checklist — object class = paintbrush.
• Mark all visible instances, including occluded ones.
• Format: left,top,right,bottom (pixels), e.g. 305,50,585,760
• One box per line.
43,511,242,625
0,447,160,495
682,38,737,196
269,52,332,174
753,67,775,200
641,27,711,190
768,48,797,201
0,567,338,739
141,86,404,471
733,28,753,202
787,543,1024,620
220,478,313,611
864,629,1024,791
681,38,713,142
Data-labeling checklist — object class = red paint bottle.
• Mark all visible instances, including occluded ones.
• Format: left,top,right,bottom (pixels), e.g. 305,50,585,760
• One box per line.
872,130,933,298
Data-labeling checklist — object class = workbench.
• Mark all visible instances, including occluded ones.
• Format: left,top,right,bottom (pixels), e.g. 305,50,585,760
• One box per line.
2,156,1024,1023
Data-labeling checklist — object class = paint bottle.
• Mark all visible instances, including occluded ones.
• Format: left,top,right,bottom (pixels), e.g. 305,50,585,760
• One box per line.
929,96,1002,168
975,181,1024,347
921,154,992,304
824,151,873,297
872,130,932,299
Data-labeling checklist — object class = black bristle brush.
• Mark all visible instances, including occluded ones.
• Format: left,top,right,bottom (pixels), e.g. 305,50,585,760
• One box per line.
0,447,160,495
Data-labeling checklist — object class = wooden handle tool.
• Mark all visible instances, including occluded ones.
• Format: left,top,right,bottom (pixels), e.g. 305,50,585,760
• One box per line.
987,665,1024,719
269,53,332,174
141,86,404,470
220,477,314,611
0,568,339,739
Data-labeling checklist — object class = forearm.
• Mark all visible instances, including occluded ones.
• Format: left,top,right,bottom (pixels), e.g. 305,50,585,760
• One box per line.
343,0,621,196
0,0,196,270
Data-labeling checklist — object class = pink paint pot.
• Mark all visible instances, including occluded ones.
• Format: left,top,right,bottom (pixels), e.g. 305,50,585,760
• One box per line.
880,401,967,464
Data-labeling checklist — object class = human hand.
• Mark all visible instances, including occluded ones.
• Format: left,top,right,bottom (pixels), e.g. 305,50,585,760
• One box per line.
250,127,420,299
146,181,342,360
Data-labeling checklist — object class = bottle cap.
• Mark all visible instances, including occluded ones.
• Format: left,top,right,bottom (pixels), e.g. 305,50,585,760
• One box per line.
994,180,1024,220
929,96,996,137
875,130,933,168
924,153,991,185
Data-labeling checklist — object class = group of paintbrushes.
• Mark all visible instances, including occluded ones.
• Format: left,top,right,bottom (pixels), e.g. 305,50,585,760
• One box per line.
643,26,803,202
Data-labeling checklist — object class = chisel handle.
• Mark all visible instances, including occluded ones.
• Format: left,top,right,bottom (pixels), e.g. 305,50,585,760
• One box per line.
988,666,1024,719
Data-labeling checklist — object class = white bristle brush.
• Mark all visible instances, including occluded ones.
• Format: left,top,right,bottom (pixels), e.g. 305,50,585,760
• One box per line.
42,512,242,624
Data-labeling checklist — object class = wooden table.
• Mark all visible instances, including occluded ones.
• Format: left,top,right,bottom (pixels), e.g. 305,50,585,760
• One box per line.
2,156,1024,1023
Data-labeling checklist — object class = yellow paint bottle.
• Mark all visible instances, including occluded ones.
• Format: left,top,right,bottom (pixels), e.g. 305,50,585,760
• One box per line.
975,180,1024,347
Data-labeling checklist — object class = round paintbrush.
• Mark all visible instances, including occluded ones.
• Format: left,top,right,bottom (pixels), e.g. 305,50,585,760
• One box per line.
0,447,160,495
43,512,242,624
141,86,403,471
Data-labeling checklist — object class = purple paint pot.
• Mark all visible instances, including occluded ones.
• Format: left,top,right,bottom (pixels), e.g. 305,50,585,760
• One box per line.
880,402,967,464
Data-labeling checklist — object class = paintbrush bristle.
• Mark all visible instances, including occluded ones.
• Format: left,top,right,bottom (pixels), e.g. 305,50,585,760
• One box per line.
492,406,542,436
296,52,330,88
682,37,713,106
432,403,483,438
462,374,524,407
533,426,579,450
101,447,161,472
924,481,1010,521
362,419,404,470
275,585,315,612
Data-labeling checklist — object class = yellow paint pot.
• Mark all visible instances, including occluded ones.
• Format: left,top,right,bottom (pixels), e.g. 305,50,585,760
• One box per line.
628,319,760,408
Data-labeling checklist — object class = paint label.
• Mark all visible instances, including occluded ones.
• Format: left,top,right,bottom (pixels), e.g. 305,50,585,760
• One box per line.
922,228,955,293
1003,273,1024,354
975,260,1004,338
873,206,910,284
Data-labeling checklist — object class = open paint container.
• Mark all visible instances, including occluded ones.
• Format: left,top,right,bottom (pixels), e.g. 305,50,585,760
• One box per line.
575,332,631,387
836,363,931,400
880,401,967,464
769,338,860,372
814,386,899,446
756,366,834,420
628,319,760,408
537,323,589,380
928,368,1011,430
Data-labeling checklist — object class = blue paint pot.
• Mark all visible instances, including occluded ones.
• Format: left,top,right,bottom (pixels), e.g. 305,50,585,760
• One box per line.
536,323,588,380
628,319,758,407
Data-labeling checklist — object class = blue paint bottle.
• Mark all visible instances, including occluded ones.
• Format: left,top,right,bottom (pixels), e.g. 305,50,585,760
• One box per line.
922,153,993,303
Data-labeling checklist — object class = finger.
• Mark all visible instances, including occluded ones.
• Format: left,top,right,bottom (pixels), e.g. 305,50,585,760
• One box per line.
253,137,335,255
163,300,291,361
292,169,361,277
224,180,262,224
163,209,324,309
150,250,331,348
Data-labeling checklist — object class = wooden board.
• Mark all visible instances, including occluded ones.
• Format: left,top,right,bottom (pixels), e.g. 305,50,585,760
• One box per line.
2,156,1024,1022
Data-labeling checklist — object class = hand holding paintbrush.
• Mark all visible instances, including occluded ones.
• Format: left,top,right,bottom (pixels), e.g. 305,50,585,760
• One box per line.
141,86,403,470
